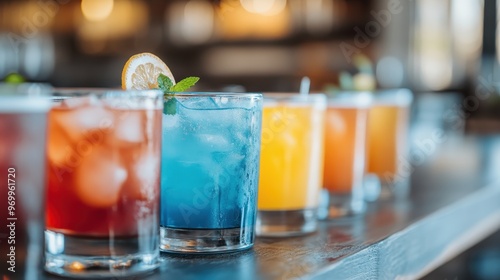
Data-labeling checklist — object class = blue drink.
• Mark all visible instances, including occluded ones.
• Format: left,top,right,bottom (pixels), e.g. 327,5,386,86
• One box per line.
160,93,262,253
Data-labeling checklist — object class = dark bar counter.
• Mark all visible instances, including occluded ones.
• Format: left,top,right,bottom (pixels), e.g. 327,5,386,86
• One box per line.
37,136,500,279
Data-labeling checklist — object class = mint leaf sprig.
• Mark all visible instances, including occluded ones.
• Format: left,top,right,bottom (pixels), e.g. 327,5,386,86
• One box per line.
158,74,174,92
171,77,199,92
157,74,199,115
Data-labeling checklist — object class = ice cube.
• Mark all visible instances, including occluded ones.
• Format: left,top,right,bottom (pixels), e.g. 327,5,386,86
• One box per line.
281,131,297,147
113,110,144,144
326,111,346,133
198,134,232,152
47,113,77,166
123,152,159,201
47,121,72,166
162,113,179,129
56,105,114,141
219,153,245,171
177,96,220,111
75,146,127,208
61,96,99,108
219,97,229,105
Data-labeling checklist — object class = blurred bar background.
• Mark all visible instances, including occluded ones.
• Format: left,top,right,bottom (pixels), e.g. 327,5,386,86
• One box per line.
0,0,481,86
0,0,500,135
0,0,498,121
1,0,500,278
0,0,500,131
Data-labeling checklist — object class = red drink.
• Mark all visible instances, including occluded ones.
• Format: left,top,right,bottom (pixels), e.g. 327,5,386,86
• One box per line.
44,90,163,278
46,97,162,236
0,89,50,279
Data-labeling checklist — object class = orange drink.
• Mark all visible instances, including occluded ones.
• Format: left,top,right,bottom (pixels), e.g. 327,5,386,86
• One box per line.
367,89,412,199
257,94,326,236
320,92,371,219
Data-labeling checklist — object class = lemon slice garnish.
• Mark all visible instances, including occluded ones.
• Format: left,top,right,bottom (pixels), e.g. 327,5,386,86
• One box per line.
121,52,175,90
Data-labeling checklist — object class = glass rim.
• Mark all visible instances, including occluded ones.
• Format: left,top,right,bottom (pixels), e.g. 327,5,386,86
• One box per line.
168,92,263,98
0,83,52,112
0,82,53,97
263,92,326,96
326,89,377,97
0,82,52,87
373,88,412,96
325,88,413,106
373,88,413,106
51,89,263,98
325,87,411,93
327,91,373,108
52,88,163,97
263,92,326,101
0,97,51,113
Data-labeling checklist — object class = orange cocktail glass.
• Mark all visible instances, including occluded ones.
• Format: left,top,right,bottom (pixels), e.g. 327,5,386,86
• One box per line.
320,92,372,219
367,89,413,199
44,89,162,278
257,93,326,236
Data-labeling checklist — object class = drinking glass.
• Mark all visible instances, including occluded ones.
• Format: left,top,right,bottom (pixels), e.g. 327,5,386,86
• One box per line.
44,89,163,278
160,93,263,253
318,92,372,219
0,83,51,279
256,93,326,236
367,89,413,199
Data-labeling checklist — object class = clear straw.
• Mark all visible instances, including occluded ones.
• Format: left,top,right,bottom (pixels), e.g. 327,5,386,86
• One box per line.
300,76,310,97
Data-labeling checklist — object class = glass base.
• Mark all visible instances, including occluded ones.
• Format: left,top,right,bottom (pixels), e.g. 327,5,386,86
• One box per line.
379,177,410,200
317,193,365,220
160,227,253,254
44,230,159,278
256,209,317,237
